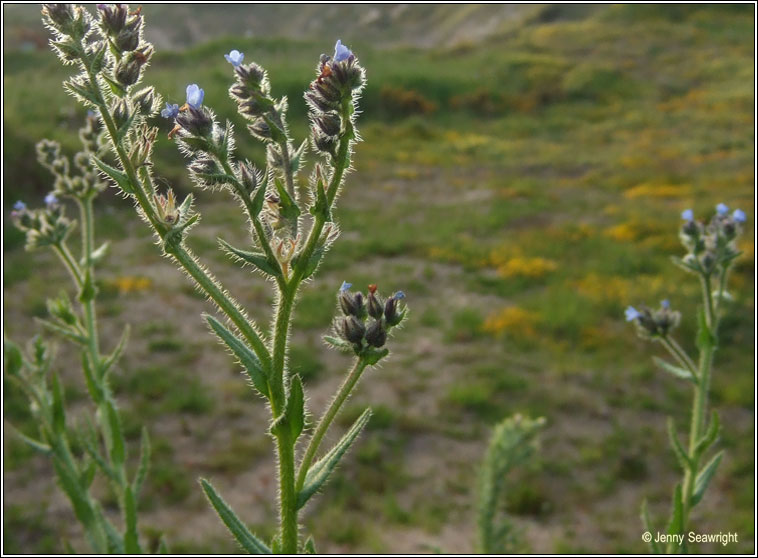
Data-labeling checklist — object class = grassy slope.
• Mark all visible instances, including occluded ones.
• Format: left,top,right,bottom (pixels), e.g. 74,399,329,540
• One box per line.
3,4,754,554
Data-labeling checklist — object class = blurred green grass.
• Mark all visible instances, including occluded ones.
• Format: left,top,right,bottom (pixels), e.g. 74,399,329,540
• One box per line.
3,3,754,554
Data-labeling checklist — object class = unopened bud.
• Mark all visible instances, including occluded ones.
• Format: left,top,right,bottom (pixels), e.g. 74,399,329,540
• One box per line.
365,319,387,348
176,106,213,137
340,315,365,344
367,291,383,320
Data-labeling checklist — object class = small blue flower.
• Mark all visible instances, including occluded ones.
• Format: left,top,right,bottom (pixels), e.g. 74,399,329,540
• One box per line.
625,306,641,322
224,49,244,67
13,201,27,211
333,39,352,63
161,102,179,119
681,209,694,222
340,281,352,292
393,291,406,300
733,208,746,223
45,193,59,206
716,203,729,216
186,84,204,109
661,299,670,309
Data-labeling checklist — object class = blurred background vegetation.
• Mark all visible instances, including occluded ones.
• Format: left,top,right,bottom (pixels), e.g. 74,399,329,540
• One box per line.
3,3,754,554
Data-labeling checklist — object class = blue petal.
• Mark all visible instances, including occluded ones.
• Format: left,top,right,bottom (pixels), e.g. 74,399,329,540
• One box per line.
340,281,352,292
716,203,729,216
733,209,746,223
333,39,352,62
625,306,640,322
681,209,693,221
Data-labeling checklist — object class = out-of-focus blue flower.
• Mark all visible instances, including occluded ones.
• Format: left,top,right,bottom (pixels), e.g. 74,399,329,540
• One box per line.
161,102,179,119
716,203,729,216
681,209,694,222
625,306,641,322
13,201,27,211
733,209,746,223
186,84,204,109
333,39,352,62
45,193,59,206
224,49,244,67
340,281,352,292
661,299,670,309
393,291,406,300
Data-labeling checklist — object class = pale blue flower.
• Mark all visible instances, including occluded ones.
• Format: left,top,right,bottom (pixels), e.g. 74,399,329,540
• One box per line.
716,203,729,216
333,39,352,62
340,281,352,292
625,306,641,322
13,201,26,211
161,102,179,119
661,299,670,309
224,49,244,67
45,193,59,206
681,209,694,222
733,209,746,223
393,291,406,300
186,84,204,109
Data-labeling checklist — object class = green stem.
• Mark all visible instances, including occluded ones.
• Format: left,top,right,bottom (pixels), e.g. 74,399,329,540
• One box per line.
296,358,367,492
661,336,699,380
53,242,83,288
277,434,298,554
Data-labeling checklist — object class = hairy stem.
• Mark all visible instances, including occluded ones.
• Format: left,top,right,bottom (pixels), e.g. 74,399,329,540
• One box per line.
296,358,367,492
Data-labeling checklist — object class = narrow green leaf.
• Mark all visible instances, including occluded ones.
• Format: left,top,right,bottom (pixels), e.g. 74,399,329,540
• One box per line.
290,139,309,174
323,335,354,353
133,426,151,497
270,535,282,554
666,417,692,471
78,269,97,303
695,411,720,457
653,357,696,384
9,425,52,455
105,399,126,466
251,180,266,216
4,338,24,376
303,536,317,554
51,372,66,434
200,479,272,554
100,325,130,378
94,503,125,553
696,308,714,350
274,177,301,219
205,315,270,398
298,407,372,509
92,155,133,194
640,500,662,554
35,318,87,345
53,458,95,534
101,73,127,98
124,485,141,553
666,483,684,536
89,43,107,74
287,375,305,441
219,238,280,277
64,78,99,107
81,353,104,404
80,459,97,490
691,450,723,507
79,422,117,482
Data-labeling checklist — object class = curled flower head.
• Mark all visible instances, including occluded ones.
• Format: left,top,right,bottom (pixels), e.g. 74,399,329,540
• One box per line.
224,49,244,67
45,193,59,207
716,203,729,216
733,208,746,223
625,306,641,322
340,281,352,292
161,102,179,119
681,209,694,222
333,39,352,63
185,84,204,109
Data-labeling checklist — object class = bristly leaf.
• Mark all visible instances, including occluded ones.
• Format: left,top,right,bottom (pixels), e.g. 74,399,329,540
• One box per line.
362,347,389,366
92,155,134,194
694,411,720,457
105,399,126,466
124,485,141,554
8,426,52,455
35,318,87,345
274,177,301,220
653,356,696,384
666,417,692,472
302,536,317,554
219,238,281,278
133,426,151,497
51,372,67,434
665,483,684,536
323,335,354,353
696,307,715,350
90,241,110,265
64,77,99,107
205,315,270,399
297,407,372,510
641,499,662,554
100,325,130,378
691,451,723,507
4,338,24,376
200,479,272,554
101,73,127,98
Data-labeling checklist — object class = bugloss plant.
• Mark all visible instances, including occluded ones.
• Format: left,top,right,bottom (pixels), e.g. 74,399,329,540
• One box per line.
5,114,154,553
626,204,747,554
37,4,407,553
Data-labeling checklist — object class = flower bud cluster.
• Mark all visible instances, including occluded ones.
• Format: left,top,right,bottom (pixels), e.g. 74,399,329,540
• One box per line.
333,282,406,355
11,198,74,251
36,132,105,199
625,300,681,341
678,204,747,276
306,40,365,158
